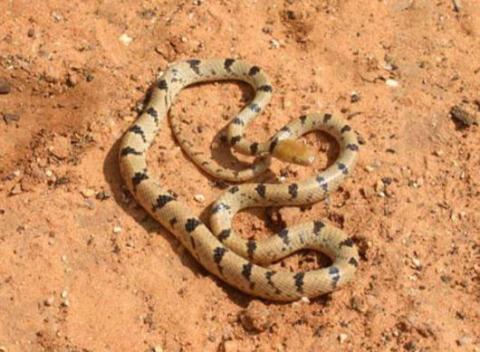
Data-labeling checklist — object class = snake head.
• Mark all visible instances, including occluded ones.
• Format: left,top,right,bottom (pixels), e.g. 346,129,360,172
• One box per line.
272,139,315,166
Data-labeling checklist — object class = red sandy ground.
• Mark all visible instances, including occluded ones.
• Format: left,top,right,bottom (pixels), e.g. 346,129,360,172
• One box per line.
0,1,479,351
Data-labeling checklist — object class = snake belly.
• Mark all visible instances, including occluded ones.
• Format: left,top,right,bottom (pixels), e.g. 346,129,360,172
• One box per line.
119,58,360,301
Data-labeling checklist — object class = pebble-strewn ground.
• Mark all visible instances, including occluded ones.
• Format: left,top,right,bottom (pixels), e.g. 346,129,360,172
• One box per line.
0,1,479,351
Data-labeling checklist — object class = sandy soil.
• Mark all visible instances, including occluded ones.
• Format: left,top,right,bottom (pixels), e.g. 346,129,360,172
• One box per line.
1,0,479,351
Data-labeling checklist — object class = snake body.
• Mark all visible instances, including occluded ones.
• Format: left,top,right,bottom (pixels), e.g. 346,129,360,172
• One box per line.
119,59,360,301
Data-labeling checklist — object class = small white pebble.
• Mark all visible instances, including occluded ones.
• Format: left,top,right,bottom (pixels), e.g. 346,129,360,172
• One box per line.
411,257,422,269
113,226,122,234
119,33,133,45
300,296,310,304
81,188,95,198
45,169,53,177
13,170,21,177
61,289,68,299
51,11,63,22
383,63,394,71
9,183,22,195
374,180,385,193
153,346,164,352
338,333,348,343
385,79,399,88
193,194,205,203
365,165,375,172
44,296,55,306
451,212,458,222
270,39,281,49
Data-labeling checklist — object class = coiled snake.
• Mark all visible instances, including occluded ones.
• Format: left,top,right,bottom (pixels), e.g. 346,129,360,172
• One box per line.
119,59,360,301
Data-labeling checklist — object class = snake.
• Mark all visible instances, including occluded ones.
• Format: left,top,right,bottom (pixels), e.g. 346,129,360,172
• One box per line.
119,58,360,302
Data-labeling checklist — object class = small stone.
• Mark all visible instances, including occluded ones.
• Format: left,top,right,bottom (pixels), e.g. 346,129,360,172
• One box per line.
66,72,78,87
152,346,164,352
385,79,399,88
221,340,239,352
51,10,63,21
357,133,366,145
44,296,55,306
81,188,95,198
450,105,478,127
262,26,272,34
433,150,444,157
411,257,422,270
456,335,472,346
113,226,122,234
338,333,348,343
96,191,111,200
193,194,205,203
381,177,393,185
20,178,35,192
270,39,281,49
61,289,68,299
286,10,296,19
280,97,292,109
350,295,367,313
374,180,385,194
409,177,423,188
365,165,375,172
0,78,11,94
404,341,416,351
451,212,459,222
49,135,71,159
239,300,272,332
300,296,310,304
452,0,462,12
27,28,35,37
360,187,374,199
350,92,361,103
383,62,395,71
45,169,53,177
9,183,22,195
3,113,20,124
119,33,133,46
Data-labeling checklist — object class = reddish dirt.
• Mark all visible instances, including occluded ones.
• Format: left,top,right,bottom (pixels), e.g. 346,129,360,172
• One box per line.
1,1,479,351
